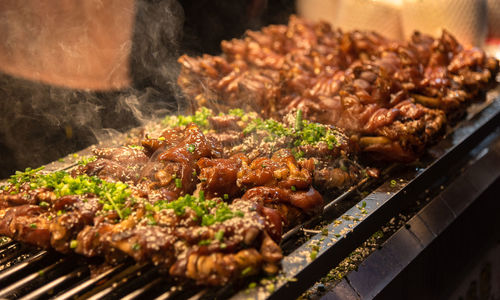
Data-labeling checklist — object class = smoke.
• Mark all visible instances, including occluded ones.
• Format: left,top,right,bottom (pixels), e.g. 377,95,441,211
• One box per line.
130,0,185,105
0,0,296,178
0,0,186,178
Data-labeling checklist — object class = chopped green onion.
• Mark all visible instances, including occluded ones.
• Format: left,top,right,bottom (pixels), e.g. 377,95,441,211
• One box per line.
77,156,97,166
241,266,253,276
310,250,318,260
152,193,242,227
39,201,49,208
5,168,134,220
215,230,225,241
228,108,245,117
295,109,303,130
175,178,182,188
162,107,212,129
266,283,275,293
199,239,211,246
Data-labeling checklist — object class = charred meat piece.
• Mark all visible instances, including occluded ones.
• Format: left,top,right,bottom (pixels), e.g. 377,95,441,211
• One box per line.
241,186,323,230
0,187,55,209
75,194,282,286
0,168,134,251
78,146,149,183
0,205,51,249
237,149,313,191
49,195,102,253
78,124,223,202
155,123,222,194
166,198,282,285
197,154,244,199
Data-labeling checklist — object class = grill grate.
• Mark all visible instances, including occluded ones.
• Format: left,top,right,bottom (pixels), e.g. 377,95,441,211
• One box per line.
0,97,499,300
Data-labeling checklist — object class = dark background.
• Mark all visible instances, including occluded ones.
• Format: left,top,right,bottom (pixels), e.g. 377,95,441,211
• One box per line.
0,0,294,178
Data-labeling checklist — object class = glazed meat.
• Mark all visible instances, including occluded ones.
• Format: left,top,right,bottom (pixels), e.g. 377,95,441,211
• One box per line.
178,15,499,162
74,195,282,285
7,15,498,286
0,205,51,249
164,107,367,194
78,146,149,183
0,108,368,286
0,168,282,286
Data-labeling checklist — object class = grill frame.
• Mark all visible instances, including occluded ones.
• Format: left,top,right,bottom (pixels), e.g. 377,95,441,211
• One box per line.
0,96,499,300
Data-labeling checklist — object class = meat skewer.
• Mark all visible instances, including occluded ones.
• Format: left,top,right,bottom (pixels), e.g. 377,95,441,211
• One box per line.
0,108,369,286
3,15,497,287
178,15,499,162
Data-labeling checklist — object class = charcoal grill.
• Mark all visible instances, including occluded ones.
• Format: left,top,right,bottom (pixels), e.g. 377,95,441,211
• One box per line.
1,95,499,300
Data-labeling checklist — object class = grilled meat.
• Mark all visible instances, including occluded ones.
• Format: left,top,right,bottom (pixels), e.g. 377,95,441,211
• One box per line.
7,15,497,286
178,15,499,162
162,108,367,193
0,108,368,286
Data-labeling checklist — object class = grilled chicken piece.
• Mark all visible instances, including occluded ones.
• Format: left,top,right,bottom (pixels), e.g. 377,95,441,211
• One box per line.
49,195,102,253
241,186,323,231
237,149,312,191
79,146,149,183
197,155,244,199
0,205,51,248
180,108,368,193
78,124,223,202
0,186,54,209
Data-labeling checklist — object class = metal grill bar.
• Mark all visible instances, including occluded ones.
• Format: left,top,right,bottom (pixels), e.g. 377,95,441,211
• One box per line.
0,241,17,254
20,265,89,300
154,285,204,300
53,264,125,300
81,263,150,299
0,245,25,268
121,277,164,300
0,253,64,298
0,251,49,285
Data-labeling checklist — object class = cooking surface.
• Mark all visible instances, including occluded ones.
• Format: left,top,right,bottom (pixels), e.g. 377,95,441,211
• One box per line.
0,92,498,299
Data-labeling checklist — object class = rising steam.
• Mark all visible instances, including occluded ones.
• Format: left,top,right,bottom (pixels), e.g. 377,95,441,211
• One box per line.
0,0,186,178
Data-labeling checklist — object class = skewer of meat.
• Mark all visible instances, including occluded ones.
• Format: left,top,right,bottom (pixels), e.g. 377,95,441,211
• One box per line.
177,15,499,162
0,110,367,286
